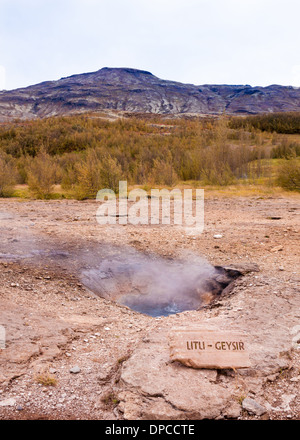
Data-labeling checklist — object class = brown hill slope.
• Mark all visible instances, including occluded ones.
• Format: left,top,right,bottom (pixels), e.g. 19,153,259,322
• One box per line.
0,67,299,121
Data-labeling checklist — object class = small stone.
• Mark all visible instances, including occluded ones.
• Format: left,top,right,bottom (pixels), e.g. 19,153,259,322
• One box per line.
213,234,223,239
223,401,241,419
270,245,283,252
49,368,57,374
266,374,278,382
97,371,110,382
242,397,267,416
0,398,16,407
69,366,81,374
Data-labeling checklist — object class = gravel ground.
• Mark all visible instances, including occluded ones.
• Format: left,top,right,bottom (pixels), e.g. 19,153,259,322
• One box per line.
0,194,299,420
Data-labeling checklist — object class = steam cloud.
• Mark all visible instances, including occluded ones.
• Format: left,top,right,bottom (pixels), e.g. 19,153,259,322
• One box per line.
81,249,219,317
1,209,223,317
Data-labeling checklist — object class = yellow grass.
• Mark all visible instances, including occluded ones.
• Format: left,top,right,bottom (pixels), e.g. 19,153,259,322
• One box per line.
9,171,300,202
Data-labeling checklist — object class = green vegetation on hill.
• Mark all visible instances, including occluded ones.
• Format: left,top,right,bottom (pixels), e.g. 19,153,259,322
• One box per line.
0,112,299,198
229,112,300,134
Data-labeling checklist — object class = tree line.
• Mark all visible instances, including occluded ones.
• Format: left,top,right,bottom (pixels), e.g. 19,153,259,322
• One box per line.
0,112,299,197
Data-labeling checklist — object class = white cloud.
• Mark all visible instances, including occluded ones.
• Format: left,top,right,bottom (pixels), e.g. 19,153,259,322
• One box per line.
1,0,300,88
0,66,6,90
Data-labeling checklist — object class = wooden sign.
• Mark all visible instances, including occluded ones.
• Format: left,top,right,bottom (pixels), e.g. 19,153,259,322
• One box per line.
169,328,250,369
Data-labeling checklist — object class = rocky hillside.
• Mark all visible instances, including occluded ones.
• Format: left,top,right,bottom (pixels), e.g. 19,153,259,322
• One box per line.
0,67,300,121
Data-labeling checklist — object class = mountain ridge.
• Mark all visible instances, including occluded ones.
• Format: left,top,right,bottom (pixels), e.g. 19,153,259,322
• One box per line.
0,67,299,121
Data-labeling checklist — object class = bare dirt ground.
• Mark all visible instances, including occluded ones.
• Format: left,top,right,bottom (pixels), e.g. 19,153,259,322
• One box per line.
0,194,299,420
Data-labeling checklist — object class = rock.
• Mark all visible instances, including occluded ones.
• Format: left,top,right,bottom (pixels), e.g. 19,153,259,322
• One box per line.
69,366,81,374
242,397,267,416
270,245,283,252
266,374,279,382
290,376,300,382
169,328,251,369
215,274,231,284
213,234,223,239
120,328,241,420
0,398,16,407
223,401,242,419
119,316,290,420
280,393,296,411
223,263,260,274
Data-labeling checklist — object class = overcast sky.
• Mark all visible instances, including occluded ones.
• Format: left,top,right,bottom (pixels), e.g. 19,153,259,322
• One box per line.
0,0,300,90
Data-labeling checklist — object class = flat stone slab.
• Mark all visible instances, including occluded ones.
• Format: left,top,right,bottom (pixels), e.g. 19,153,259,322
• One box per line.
169,328,251,369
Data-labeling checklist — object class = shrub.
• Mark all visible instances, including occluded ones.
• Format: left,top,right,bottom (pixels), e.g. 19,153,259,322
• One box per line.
277,159,300,191
99,154,123,193
26,149,58,198
201,163,236,186
72,150,102,199
0,155,16,197
271,140,300,159
72,150,123,199
150,158,178,186
35,371,57,387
